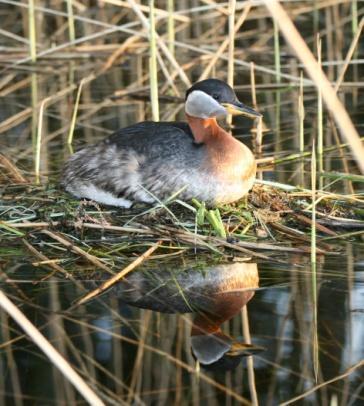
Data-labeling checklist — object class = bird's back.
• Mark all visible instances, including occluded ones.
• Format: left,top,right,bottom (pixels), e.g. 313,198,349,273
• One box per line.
61,121,206,206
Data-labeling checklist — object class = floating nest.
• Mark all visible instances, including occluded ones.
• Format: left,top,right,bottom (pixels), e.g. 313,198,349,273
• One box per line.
1,167,364,278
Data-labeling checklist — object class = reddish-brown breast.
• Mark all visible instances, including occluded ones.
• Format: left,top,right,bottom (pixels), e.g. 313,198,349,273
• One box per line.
186,114,255,179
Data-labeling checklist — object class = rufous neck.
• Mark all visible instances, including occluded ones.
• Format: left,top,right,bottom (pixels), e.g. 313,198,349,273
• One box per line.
186,113,221,144
191,293,253,336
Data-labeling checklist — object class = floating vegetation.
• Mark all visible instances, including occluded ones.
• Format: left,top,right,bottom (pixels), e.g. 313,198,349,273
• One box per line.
1,174,363,278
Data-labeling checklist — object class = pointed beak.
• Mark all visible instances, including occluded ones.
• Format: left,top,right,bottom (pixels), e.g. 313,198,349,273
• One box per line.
222,101,262,118
226,342,265,357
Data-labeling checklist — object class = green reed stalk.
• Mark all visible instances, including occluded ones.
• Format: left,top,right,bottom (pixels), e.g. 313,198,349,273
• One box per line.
298,71,305,186
320,171,364,183
28,1,38,156
310,139,318,382
208,209,226,239
67,78,87,146
31,73,38,149
192,199,226,238
274,19,281,84
167,0,174,56
352,0,358,34
149,0,159,121
227,0,236,126
298,71,304,154
66,0,76,43
28,0,37,62
317,36,323,190
274,19,281,159
250,62,257,109
352,1,359,107
311,142,317,267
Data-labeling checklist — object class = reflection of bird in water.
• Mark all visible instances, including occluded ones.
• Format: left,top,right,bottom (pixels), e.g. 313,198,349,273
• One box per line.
110,262,263,370
61,79,260,207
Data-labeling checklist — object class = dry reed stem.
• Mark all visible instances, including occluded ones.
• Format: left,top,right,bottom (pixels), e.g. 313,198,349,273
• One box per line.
101,0,190,23
0,290,105,406
22,239,74,282
0,107,32,134
76,240,162,305
0,83,79,135
127,0,191,87
281,359,364,405
334,17,364,93
67,77,91,145
198,3,251,81
293,213,336,237
35,96,52,183
126,311,151,403
264,0,364,174
201,0,229,16
0,154,27,183
67,316,252,405
100,35,140,73
0,76,31,97
242,306,258,406
41,230,113,274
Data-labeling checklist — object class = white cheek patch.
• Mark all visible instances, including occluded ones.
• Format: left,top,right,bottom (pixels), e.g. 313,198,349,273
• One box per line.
185,90,227,118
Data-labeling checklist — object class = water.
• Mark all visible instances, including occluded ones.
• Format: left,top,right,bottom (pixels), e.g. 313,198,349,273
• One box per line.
1,248,363,405
1,28,364,406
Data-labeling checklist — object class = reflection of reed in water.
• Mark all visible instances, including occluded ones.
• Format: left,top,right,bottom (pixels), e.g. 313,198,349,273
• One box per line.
110,262,264,370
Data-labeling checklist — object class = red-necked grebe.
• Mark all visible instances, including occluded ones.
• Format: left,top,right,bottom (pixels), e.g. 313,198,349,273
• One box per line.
61,79,261,207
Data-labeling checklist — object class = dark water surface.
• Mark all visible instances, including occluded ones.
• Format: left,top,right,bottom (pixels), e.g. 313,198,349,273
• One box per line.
0,246,363,405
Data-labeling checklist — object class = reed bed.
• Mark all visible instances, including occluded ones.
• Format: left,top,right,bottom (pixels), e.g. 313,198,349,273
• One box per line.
0,1,363,405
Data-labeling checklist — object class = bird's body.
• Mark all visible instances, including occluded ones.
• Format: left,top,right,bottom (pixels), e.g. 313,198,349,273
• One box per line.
61,79,260,207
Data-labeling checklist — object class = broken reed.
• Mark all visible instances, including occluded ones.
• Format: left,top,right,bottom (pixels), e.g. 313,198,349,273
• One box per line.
35,97,51,183
67,78,88,147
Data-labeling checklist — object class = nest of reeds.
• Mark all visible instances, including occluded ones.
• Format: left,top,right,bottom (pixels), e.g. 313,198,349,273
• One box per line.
1,172,364,279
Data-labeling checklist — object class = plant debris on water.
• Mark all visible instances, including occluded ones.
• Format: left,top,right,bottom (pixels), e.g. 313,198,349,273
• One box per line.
1,174,364,277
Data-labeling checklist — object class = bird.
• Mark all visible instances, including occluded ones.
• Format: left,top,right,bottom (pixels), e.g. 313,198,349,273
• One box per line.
61,78,261,207
108,261,264,370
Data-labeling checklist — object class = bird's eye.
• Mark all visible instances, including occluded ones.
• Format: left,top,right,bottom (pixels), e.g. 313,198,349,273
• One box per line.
212,94,219,100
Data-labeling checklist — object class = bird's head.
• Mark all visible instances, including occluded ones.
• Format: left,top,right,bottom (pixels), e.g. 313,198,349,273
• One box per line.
185,78,262,119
